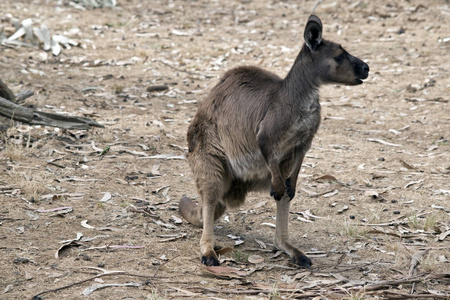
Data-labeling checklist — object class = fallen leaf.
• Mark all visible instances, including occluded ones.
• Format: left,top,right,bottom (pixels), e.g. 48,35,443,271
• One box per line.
91,141,103,152
367,138,402,147
297,215,314,223
158,234,186,242
323,190,339,198
431,204,449,212
338,205,349,214
140,153,186,160
81,220,95,229
55,233,83,258
202,266,246,278
438,230,450,241
168,286,201,297
248,254,264,264
35,206,73,213
303,210,326,219
404,180,423,189
314,175,339,182
293,271,311,280
170,215,182,224
254,239,266,249
82,283,140,296
154,220,177,229
99,192,112,202
108,245,144,249
399,159,415,170
2,285,14,294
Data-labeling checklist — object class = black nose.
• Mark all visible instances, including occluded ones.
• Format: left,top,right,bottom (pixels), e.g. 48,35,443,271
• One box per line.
360,63,369,79
363,63,369,73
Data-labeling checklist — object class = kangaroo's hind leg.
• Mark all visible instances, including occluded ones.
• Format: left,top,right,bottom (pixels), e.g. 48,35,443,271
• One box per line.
185,149,229,266
198,188,227,266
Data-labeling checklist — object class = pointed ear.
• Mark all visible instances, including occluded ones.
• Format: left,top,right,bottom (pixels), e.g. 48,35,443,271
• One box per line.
304,15,322,51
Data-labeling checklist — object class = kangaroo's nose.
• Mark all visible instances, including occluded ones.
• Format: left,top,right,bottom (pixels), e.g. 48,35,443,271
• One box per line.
363,63,369,73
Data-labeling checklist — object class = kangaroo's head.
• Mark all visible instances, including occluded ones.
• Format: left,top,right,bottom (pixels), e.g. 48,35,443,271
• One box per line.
303,15,369,85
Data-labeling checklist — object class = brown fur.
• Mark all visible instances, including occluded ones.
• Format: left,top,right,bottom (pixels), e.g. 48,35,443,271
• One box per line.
180,15,369,267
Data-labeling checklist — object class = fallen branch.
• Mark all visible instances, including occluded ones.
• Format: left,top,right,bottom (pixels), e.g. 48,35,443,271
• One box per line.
0,79,104,130
0,79,16,102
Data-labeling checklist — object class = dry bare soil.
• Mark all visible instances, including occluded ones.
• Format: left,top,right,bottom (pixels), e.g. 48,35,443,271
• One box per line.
1,0,449,299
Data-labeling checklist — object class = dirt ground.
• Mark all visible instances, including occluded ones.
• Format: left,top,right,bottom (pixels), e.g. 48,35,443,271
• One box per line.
1,0,449,299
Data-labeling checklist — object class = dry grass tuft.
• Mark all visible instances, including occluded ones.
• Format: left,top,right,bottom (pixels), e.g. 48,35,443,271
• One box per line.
341,220,369,239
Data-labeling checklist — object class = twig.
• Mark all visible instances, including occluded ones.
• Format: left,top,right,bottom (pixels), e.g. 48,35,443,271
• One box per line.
152,255,180,277
408,249,429,294
187,273,449,298
312,0,325,13
128,206,160,219
32,271,125,298
32,271,157,299
319,261,375,273
156,59,214,78
384,290,449,299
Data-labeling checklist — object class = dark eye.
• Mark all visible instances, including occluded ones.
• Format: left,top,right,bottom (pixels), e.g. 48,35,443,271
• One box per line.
334,54,345,64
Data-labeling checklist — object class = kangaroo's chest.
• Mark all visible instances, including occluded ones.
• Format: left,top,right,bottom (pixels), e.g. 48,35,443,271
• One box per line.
228,107,321,181
276,105,321,154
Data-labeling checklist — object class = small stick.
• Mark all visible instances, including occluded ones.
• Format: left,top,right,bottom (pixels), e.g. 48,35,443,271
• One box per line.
312,0,326,13
32,271,159,299
156,59,214,78
32,271,125,298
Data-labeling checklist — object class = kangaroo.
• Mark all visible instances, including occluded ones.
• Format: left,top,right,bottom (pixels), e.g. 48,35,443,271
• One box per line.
180,15,369,268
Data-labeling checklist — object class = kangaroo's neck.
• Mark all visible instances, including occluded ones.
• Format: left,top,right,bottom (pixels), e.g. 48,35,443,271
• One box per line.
282,45,321,105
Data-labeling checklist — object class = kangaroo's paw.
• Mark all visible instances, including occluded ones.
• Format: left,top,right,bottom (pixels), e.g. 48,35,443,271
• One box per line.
201,252,220,266
291,253,312,269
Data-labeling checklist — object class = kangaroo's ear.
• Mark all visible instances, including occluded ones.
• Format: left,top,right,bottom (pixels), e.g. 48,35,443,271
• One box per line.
304,15,322,51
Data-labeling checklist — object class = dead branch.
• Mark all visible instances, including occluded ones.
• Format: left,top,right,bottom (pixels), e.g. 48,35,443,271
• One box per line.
0,79,16,102
15,90,34,104
0,95,104,129
0,79,104,130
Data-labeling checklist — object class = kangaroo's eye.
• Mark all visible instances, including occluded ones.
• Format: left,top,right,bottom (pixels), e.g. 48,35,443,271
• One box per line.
334,54,345,64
